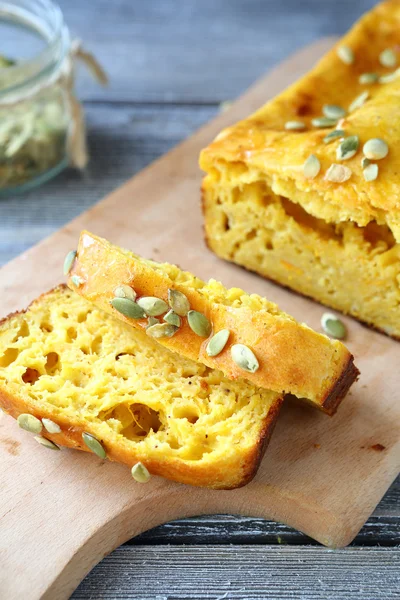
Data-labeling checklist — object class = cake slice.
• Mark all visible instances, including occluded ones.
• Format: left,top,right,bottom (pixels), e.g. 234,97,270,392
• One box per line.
200,0,400,339
0,285,283,489
67,231,358,414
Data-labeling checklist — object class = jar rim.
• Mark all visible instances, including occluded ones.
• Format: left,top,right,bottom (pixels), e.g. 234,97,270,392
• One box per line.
0,0,70,96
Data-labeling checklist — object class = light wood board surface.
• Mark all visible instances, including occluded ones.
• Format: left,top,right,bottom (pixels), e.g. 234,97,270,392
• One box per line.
0,39,399,600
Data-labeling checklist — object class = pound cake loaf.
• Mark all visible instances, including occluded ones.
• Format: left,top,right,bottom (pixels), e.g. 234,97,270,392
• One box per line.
200,0,400,339
0,285,283,489
67,231,358,414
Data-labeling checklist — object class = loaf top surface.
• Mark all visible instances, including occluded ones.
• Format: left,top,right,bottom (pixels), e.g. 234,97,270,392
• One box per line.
0,286,282,489
68,231,358,413
200,0,400,242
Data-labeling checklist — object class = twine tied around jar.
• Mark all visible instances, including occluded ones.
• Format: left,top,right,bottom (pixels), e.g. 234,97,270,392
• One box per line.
0,40,108,170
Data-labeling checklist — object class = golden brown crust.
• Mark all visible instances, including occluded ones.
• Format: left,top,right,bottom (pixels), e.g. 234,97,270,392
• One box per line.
0,385,283,490
320,355,359,415
199,0,400,241
69,231,358,413
237,395,284,487
0,284,69,329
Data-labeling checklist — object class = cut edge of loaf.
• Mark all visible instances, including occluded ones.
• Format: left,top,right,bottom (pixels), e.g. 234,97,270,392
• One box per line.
201,174,400,341
199,0,400,340
200,194,360,415
0,285,283,489
68,231,358,414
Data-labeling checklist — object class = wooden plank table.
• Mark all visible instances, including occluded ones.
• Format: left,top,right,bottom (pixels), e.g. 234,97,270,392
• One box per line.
1,0,398,598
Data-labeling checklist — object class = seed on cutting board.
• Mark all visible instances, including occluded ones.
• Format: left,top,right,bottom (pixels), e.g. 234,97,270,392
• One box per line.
284,120,306,130
114,285,136,301
187,310,212,337
325,164,352,183
164,310,181,327
110,297,145,319
322,104,346,119
131,462,151,483
359,72,378,84
348,91,369,112
82,432,107,459
34,436,60,450
311,117,338,128
146,322,178,338
337,45,354,65
303,154,320,179
17,413,42,434
336,135,359,161
363,163,379,182
167,289,190,316
137,296,169,317
231,344,259,373
321,313,347,339
379,48,397,68
70,275,85,288
63,250,77,276
323,129,345,144
206,329,230,357
42,418,61,434
363,138,389,160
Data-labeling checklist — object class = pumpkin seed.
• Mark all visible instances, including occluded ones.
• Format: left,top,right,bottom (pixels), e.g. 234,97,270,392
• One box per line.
379,48,397,68
363,163,379,182
42,418,61,434
110,297,145,319
137,296,169,317
322,104,346,119
337,45,354,65
71,275,85,288
34,436,60,450
231,344,259,373
146,316,159,328
311,117,338,128
17,413,42,434
361,157,371,168
363,138,389,160
114,285,136,301
187,310,212,337
284,120,306,130
359,72,378,84
82,432,107,459
164,310,181,327
303,154,320,179
146,322,178,338
131,462,151,483
323,129,345,144
321,313,346,339
348,91,369,112
336,135,359,161
379,68,400,83
206,329,230,357
167,289,190,316
325,164,352,183
63,250,77,276
219,100,232,113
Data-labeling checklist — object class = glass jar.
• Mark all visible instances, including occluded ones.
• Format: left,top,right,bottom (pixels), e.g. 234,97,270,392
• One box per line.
0,0,71,194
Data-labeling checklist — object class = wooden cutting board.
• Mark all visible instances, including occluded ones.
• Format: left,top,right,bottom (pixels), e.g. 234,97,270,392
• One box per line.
0,39,399,600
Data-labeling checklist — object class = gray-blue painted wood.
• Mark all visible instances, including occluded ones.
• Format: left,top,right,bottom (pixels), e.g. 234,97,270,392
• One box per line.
72,546,400,600
58,0,376,103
